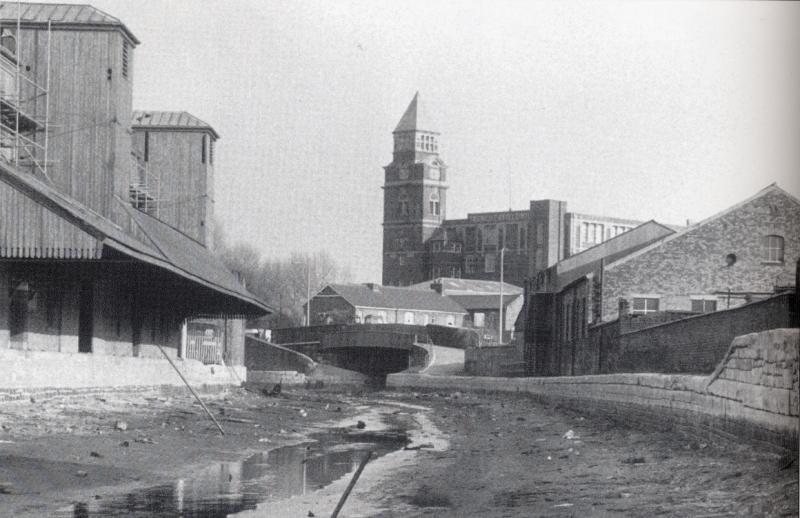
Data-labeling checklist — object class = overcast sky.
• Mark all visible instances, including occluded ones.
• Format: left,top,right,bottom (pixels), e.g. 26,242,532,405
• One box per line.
63,0,800,281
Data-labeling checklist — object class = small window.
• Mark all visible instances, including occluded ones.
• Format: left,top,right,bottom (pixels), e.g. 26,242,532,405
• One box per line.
398,189,409,216
691,299,717,313
122,41,129,79
429,192,440,216
485,253,496,273
762,235,784,263
209,139,214,165
143,131,150,162
465,255,477,274
201,134,207,164
631,297,659,314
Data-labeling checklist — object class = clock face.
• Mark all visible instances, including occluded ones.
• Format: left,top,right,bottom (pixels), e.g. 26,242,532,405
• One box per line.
399,167,409,180
429,167,440,180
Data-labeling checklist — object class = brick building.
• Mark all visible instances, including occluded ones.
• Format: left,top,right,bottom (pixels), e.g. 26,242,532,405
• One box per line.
307,283,467,327
523,184,800,376
409,278,524,343
382,93,644,288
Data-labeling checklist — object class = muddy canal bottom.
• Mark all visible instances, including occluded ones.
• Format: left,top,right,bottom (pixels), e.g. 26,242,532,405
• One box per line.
58,430,408,518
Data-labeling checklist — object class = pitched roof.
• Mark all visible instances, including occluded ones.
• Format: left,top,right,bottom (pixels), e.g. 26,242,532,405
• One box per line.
409,277,523,295
0,2,139,44
325,283,466,314
394,92,438,134
604,183,800,272
132,111,220,139
448,293,522,311
0,162,269,315
554,220,676,290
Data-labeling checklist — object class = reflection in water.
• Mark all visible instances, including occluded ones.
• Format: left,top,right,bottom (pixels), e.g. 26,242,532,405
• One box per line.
60,431,405,518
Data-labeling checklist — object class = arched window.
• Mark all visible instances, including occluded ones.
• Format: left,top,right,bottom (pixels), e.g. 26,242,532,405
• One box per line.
763,235,784,263
398,189,409,216
429,192,440,216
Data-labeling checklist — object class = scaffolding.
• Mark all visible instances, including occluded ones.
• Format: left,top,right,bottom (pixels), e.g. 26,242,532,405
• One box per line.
128,149,162,216
0,4,51,180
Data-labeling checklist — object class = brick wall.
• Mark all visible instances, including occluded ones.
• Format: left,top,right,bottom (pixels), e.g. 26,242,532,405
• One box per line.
609,292,796,374
602,188,800,322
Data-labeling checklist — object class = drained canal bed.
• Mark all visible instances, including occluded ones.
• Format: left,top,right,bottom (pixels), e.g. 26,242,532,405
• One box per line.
57,429,409,518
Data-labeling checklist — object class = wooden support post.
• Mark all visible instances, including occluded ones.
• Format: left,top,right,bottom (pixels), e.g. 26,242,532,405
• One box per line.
330,451,372,518
156,344,225,436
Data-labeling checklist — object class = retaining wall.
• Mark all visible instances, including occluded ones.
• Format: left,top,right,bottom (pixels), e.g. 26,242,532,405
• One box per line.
1,348,245,397
389,329,799,449
244,336,316,373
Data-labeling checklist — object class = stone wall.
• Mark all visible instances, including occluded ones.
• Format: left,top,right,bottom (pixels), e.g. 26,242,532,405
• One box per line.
465,345,524,376
389,329,799,449
601,187,800,322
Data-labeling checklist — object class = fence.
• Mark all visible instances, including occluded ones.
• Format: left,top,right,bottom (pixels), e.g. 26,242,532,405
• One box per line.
185,330,222,365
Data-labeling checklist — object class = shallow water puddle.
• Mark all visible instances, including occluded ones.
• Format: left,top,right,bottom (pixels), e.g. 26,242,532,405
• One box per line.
59,430,408,518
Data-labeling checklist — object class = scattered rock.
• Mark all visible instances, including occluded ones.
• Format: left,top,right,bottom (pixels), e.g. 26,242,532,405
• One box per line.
114,420,128,431
307,511,315,517
0,482,16,494
134,437,155,444
258,437,271,443
75,470,88,478
89,451,103,458
622,457,646,464
553,503,573,508
298,409,308,417
562,430,579,440
356,420,366,429
119,441,130,447
403,443,435,451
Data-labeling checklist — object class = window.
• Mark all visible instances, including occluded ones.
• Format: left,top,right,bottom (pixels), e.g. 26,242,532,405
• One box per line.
449,265,461,278
398,189,409,216
465,255,477,274
474,312,485,327
763,235,784,263
519,225,526,250
209,139,214,165
432,265,442,278
201,134,207,164
505,223,518,249
404,312,414,324
485,253,496,273
122,41,130,78
631,297,660,314
144,131,150,162
431,241,442,252
429,192,440,216
465,227,476,252
691,299,717,313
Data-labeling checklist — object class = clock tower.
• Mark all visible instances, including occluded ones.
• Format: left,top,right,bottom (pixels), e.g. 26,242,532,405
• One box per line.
382,92,448,286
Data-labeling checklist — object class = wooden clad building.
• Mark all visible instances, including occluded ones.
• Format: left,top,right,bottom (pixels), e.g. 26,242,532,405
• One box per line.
131,110,218,246
0,3,269,373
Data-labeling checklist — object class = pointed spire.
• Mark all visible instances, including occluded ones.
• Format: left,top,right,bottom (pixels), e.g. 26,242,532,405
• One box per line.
394,92,437,133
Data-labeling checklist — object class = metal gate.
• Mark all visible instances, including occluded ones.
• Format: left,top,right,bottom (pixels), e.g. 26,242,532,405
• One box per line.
186,328,222,364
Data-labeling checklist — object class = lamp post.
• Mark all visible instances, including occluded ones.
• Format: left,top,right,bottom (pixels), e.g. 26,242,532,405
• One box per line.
498,246,505,345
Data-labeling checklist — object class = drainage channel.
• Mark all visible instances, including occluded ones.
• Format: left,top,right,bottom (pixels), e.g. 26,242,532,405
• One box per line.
58,429,409,518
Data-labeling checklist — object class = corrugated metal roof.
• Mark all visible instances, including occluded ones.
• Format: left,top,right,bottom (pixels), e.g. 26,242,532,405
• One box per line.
132,111,220,139
0,162,269,315
326,283,467,314
0,2,139,44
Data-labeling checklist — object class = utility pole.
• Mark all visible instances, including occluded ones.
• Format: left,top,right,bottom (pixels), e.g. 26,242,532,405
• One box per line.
499,246,505,345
